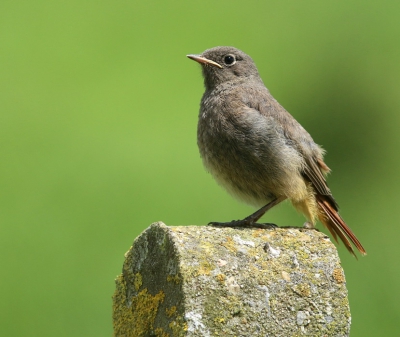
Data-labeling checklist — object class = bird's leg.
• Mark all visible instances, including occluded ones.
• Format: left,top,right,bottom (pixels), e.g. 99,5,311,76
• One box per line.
209,197,283,229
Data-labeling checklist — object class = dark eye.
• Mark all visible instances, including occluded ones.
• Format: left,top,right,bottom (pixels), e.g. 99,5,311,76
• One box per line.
224,54,236,66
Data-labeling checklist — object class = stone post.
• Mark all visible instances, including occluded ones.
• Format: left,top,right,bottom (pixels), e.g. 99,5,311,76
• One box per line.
112,221,350,336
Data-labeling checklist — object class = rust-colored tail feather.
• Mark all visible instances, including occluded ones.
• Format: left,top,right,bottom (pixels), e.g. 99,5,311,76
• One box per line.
316,195,366,257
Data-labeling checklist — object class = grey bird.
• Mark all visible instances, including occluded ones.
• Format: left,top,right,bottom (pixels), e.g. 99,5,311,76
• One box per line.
187,46,366,257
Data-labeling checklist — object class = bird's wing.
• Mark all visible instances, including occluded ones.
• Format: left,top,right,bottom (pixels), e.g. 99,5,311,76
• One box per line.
243,85,339,209
302,156,339,210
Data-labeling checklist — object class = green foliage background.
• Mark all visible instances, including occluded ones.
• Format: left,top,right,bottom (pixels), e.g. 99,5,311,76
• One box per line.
1,1,399,336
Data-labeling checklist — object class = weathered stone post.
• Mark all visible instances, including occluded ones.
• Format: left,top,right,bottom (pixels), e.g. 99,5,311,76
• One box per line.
112,221,350,336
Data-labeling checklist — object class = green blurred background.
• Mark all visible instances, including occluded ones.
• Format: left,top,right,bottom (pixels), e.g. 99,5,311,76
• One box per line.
1,1,399,336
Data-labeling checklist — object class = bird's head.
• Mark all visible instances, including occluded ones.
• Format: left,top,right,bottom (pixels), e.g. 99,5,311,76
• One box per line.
187,46,261,90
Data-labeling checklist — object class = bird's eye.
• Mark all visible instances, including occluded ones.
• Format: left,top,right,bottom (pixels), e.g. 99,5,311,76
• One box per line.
223,54,236,66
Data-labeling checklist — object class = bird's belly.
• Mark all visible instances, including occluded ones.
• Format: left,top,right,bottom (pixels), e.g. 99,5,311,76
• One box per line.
199,140,284,207
205,159,277,207
198,125,307,207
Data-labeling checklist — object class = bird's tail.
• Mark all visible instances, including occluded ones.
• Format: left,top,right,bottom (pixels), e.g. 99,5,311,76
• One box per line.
316,194,366,257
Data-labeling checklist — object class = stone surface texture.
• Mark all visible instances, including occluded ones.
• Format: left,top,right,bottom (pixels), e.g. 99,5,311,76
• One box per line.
112,221,350,337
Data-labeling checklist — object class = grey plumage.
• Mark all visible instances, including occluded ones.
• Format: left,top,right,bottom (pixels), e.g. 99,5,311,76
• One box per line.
187,46,366,256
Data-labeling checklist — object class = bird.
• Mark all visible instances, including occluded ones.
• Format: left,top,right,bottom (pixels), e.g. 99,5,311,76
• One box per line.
187,46,366,257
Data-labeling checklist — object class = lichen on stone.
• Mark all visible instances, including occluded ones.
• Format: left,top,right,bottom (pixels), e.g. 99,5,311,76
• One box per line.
113,222,351,336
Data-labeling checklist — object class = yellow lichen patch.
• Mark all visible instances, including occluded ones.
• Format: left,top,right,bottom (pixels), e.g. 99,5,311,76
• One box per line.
113,274,133,336
154,327,169,337
215,317,225,324
197,260,213,276
298,232,312,241
333,268,345,283
120,288,165,337
295,248,310,260
169,319,188,336
166,274,181,284
113,275,166,336
134,273,143,291
221,237,237,253
216,273,225,284
251,229,266,238
200,241,216,255
166,306,177,317
293,283,311,297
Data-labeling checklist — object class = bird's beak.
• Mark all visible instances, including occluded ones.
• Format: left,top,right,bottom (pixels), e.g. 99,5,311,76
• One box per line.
187,54,223,69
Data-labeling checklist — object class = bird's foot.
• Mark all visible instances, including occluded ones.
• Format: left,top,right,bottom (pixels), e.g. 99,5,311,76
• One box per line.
208,220,277,230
